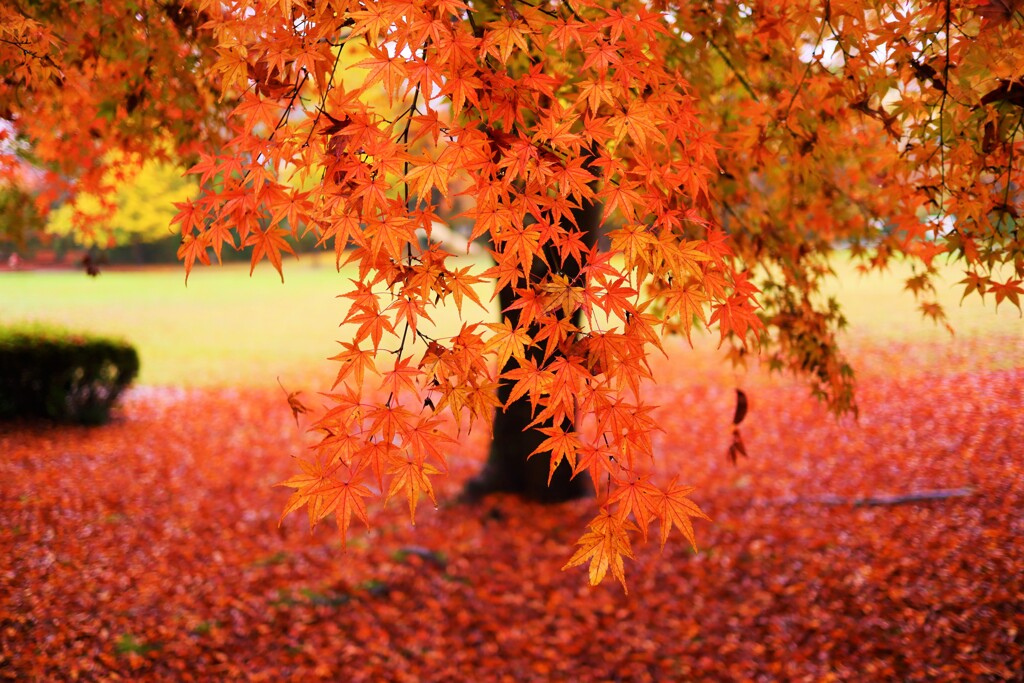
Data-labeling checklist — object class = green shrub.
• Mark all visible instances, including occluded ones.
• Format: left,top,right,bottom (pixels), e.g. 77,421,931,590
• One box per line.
0,325,139,425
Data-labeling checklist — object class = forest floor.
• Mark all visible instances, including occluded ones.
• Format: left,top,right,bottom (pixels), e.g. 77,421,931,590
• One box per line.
3,330,1023,682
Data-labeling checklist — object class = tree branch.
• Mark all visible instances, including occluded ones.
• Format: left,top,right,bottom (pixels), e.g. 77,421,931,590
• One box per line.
762,487,974,507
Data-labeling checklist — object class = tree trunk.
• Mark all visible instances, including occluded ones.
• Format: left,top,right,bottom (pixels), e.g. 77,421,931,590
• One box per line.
461,281,595,503
463,170,602,504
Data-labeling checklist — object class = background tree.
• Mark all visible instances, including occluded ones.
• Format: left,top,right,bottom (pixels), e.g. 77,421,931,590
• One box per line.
0,0,227,229
2,0,1021,588
0,183,45,247
45,157,199,255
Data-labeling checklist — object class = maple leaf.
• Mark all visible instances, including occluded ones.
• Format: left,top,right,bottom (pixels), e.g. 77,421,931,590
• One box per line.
345,307,397,351
277,457,330,529
549,15,584,53
354,46,409,103
464,202,517,245
595,276,637,322
610,100,664,147
268,188,313,235
328,340,380,389
662,281,709,344
562,510,636,591
653,479,709,551
530,355,588,428
441,72,482,117
607,223,654,267
530,426,582,485
211,48,249,98
990,277,1023,313
533,314,579,362
385,457,441,520
389,295,432,340
727,428,748,466
233,94,281,136
245,226,296,283
600,182,642,224
325,475,374,547
402,414,456,468
170,199,205,237
277,377,309,426
177,233,211,283
483,17,532,64
367,405,418,451
699,228,733,264
583,39,622,71
539,273,585,318
551,228,589,268
958,270,989,303
577,76,617,115
485,319,532,370
501,356,551,413
277,458,371,543
573,441,619,493
733,389,749,426
607,476,661,543
204,220,238,266
709,295,763,347
444,265,486,314
347,2,401,42
404,154,453,199
379,356,422,399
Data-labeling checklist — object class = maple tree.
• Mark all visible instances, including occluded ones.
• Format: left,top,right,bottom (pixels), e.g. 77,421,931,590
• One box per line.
3,0,1023,588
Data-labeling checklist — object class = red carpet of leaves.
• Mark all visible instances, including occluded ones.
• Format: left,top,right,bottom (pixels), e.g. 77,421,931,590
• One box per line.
3,337,1023,682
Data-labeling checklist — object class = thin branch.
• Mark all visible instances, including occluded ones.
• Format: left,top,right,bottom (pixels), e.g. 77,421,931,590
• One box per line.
237,68,310,185
1000,111,1024,239
302,41,347,148
780,1,829,124
465,7,482,38
398,44,428,234
938,0,951,213
0,36,60,69
705,35,760,103
514,0,558,19
761,487,974,507
560,0,585,23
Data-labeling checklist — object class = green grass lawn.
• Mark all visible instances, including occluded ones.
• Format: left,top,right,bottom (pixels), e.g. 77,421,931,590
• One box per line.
824,254,1022,341
0,252,1019,387
0,256,497,388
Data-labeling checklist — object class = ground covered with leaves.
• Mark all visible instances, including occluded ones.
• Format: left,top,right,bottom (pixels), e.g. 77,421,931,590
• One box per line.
3,334,1023,682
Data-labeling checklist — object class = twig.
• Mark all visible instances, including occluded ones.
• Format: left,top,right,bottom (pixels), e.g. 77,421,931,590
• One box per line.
780,1,829,124
705,35,760,103
762,487,974,507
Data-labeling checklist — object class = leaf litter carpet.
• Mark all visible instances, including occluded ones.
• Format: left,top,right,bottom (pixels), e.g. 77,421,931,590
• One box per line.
3,337,1022,681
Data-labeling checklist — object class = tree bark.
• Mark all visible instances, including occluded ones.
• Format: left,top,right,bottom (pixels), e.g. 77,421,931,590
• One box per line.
461,281,595,503
462,170,602,504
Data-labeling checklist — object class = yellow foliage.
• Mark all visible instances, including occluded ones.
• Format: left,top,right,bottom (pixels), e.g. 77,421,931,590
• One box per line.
47,160,197,248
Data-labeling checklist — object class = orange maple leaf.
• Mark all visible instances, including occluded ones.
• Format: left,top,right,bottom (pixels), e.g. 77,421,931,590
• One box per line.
385,458,441,520
485,319,532,370
530,426,582,484
277,459,371,546
562,510,636,591
653,479,709,551
245,226,296,282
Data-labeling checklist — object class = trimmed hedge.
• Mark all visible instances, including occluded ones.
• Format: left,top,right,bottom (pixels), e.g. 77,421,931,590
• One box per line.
0,325,139,425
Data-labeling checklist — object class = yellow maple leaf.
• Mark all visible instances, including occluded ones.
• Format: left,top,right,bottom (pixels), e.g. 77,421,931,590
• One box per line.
562,510,636,592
